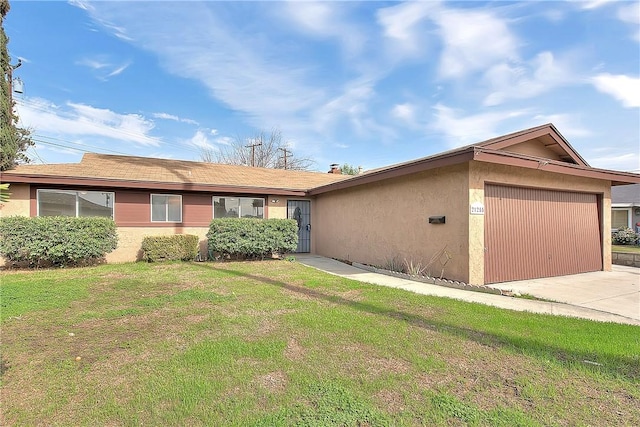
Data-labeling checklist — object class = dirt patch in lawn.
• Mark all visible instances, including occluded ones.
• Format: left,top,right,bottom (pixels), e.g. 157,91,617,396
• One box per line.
374,388,406,414
284,338,306,361
255,371,288,393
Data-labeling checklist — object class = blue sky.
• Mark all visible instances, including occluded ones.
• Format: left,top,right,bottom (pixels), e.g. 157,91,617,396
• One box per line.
5,0,640,172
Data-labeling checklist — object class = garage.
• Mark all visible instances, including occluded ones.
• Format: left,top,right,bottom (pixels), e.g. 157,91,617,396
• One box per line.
484,184,602,284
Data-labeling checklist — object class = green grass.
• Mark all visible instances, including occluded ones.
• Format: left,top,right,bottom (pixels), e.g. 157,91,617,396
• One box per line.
1,261,639,426
612,244,640,254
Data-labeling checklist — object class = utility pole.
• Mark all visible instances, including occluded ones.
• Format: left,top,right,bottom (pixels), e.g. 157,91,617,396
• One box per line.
278,147,291,169
245,141,262,167
6,59,21,123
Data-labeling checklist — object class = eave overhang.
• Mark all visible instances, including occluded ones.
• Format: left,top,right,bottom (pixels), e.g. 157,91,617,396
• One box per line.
307,146,639,196
308,148,475,196
473,148,640,186
0,173,309,196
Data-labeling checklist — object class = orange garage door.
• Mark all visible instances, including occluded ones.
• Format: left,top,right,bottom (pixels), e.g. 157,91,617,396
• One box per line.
484,185,602,284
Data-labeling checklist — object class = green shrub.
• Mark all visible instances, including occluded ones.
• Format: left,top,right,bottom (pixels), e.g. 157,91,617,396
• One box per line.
0,216,118,267
141,234,199,262
612,227,639,245
207,218,298,259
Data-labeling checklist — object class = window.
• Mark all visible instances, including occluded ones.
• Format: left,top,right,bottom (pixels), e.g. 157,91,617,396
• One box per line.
612,208,631,230
38,189,114,218
151,194,182,222
213,197,264,218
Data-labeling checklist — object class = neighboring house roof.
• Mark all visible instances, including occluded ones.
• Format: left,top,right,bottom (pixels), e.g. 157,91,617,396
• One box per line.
612,184,640,207
309,124,640,195
1,153,352,196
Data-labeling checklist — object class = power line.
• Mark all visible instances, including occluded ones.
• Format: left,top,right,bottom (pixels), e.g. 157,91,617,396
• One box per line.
32,134,135,156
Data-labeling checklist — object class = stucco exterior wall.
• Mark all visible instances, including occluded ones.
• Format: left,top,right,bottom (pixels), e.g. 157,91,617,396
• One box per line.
0,183,30,217
468,161,612,285
108,226,211,263
313,164,470,282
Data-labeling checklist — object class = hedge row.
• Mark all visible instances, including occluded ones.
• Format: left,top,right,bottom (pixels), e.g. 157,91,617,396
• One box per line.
207,218,298,259
0,216,118,266
141,234,199,262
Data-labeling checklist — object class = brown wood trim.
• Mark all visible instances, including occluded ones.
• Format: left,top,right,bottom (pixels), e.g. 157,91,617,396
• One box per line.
478,127,550,151
1,174,307,196
474,149,640,185
476,124,588,167
308,149,475,195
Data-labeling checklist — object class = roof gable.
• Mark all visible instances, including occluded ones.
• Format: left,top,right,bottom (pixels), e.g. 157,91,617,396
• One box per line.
475,123,588,166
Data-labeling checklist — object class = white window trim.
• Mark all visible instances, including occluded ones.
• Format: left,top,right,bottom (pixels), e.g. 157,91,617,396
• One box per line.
212,196,265,219
612,207,632,231
37,189,115,218
150,194,183,223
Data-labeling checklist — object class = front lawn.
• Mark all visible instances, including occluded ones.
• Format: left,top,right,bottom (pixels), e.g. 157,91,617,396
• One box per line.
613,244,640,254
1,261,639,426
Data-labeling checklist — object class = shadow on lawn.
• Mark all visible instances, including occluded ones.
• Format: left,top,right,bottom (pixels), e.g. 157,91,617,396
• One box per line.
192,262,640,381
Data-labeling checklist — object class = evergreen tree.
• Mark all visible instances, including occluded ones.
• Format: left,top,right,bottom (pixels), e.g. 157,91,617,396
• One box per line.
1,0,32,171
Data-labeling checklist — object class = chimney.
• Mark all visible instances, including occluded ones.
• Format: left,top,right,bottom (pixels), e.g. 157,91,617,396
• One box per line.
328,163,342,174
357,166,363,174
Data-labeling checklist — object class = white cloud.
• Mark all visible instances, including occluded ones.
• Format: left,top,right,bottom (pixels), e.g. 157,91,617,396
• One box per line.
107,62,130,77
591,73,640,107
214,136,233,146
76,57,110,70
588,152,640,172
376,1,439,57
312,78,396,139
152,112,199,125
431,104,527,148
76,2,324,123
281,1,365,54
436,8,518,79
483,52,574,106
578,0,616,10
153,112,179,121
391,103,416,124
186,130,215,150
617,2,640,42
16,97,160,146
76,55,131,80
530,114,592,138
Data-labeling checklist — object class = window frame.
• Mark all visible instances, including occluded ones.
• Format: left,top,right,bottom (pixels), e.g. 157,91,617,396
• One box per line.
612,207,632,231
212,196,265,219
37,189,115,218
150,194,183,223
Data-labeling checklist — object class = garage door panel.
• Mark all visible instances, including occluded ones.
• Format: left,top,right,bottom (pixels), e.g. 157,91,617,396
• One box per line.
485,185,602,284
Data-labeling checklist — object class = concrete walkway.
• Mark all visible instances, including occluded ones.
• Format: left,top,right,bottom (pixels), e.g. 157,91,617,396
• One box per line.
488,265,639,321
295,255,640,326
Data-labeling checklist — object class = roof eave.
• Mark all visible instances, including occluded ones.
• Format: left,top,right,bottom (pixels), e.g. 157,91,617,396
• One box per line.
0,173,308,196
473,148,640,185
308,148,475,195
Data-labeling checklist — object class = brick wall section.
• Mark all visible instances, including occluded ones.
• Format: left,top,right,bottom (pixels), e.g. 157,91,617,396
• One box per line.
612,251,640,268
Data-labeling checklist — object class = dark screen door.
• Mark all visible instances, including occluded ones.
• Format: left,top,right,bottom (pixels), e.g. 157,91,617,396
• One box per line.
287,200,311,253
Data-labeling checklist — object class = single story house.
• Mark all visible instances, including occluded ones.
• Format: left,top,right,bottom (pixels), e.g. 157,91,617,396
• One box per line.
612,183,640,233
2,124,639,285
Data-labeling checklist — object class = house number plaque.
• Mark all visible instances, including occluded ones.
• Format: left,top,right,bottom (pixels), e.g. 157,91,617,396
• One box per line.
470,202,485,215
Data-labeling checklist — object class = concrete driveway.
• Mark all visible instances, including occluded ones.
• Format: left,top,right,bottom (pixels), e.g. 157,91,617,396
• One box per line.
488,265,640,321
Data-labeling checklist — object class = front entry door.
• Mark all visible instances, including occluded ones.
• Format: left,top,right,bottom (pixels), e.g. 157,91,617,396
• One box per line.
287,200,311,253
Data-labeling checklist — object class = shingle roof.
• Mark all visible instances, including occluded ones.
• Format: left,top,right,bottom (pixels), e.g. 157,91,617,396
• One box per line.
2,153,352,192
612,184,640,204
